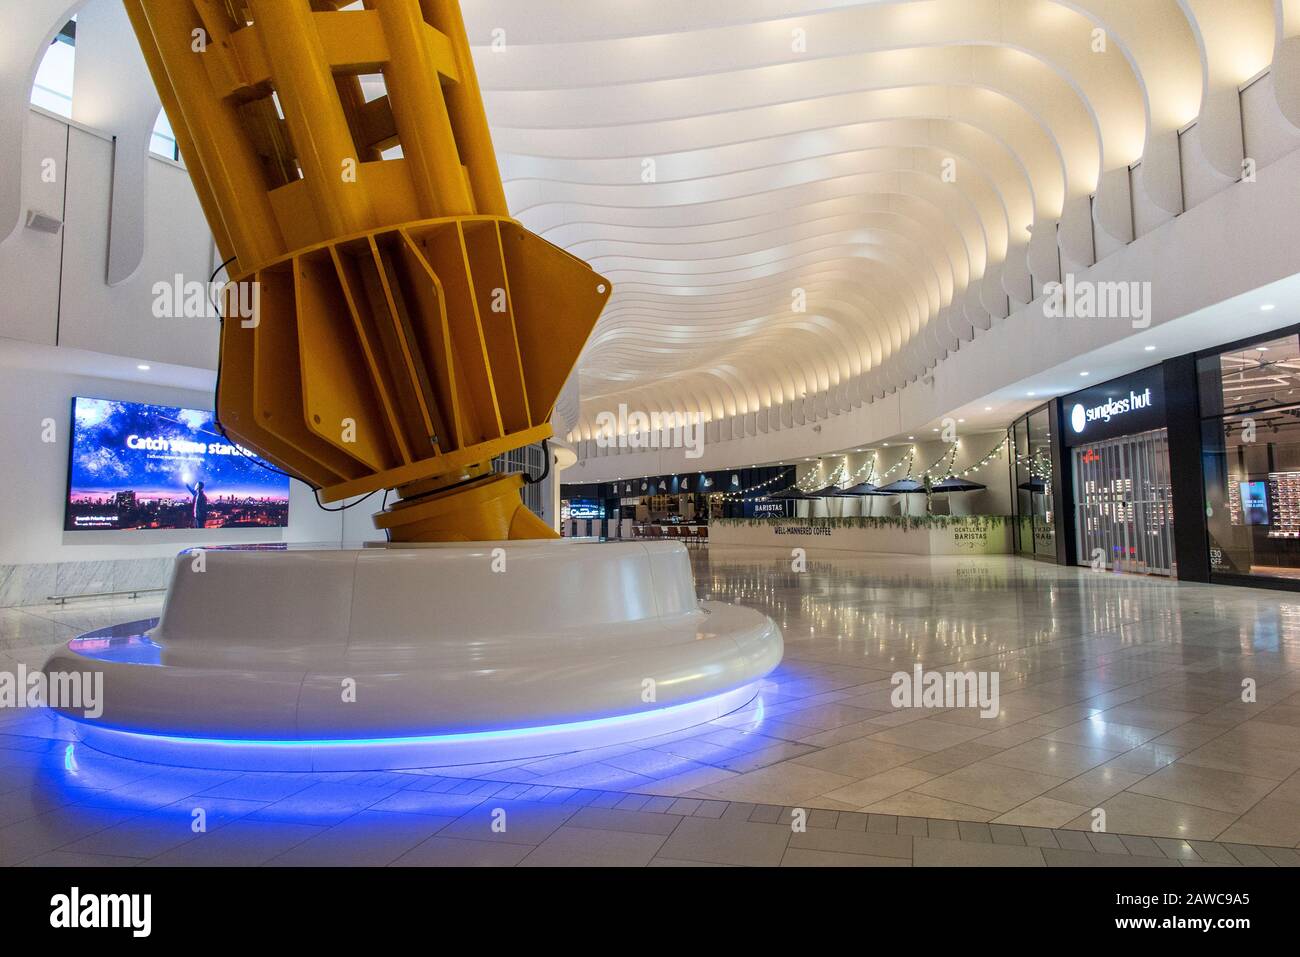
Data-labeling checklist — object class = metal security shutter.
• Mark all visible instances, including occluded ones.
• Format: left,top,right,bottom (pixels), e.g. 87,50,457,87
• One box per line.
1072,428,1175,576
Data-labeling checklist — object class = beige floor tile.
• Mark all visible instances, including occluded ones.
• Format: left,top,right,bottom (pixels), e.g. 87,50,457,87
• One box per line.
1096,704,1199,732
904,741,1005,775
772,702,881,731
789,737,927,777
1268,771,1300,804
1100,743,1187,775
795,719,893,749
633,765,739,797
813,797,865,811
1213,797,1300,847
866,718,993,752
1257,704,1300,729
819,766,936,808
1043,766,1149,807
1177,737,1300,782
1229,719,1300,750
1062,792,1238,842
1149,722,1232,751
1128,761,1279,815
992,797,1089,829
987,738,1121,778
972,723,1058,750
10,549,1300,861
1043,719,1162,751
914,762,1066,813
861,791,998,823
696,762,856,805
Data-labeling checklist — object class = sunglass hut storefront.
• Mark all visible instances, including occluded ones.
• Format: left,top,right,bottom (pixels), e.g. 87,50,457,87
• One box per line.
1050,327,1300,592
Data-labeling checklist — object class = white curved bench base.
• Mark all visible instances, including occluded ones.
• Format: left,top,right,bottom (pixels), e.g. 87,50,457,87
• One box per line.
43,541,783,771
65,681,762,772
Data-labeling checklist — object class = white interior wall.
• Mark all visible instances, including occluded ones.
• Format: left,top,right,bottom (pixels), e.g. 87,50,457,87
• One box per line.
0,359,348,568
0,110,220,369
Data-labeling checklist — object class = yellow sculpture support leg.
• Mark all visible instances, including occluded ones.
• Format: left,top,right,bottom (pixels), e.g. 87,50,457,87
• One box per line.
376,472,557,542
124,0,610,541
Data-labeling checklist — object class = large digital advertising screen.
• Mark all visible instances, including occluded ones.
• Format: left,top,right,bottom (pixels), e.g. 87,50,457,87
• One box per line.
65,396,290,531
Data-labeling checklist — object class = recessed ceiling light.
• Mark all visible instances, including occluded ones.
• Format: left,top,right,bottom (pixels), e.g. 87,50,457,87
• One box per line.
908,435,914,440
932,428,939,432
1027,391,1036,396
883,442,890,446
1257,346,1268,352
137,364,150,371
1079,371,1089,377
1144,345,1156,351
958,418,965,423
1261,304,1276,311
984,406,992,411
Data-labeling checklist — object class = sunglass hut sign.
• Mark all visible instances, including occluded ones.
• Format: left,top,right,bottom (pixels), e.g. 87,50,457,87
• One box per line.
1063,368,1164,446
1071,387,1153,432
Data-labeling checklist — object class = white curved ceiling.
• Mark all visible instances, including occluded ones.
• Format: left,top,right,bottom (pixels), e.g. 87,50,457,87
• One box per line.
2,0,1294,453
463,0,1285,442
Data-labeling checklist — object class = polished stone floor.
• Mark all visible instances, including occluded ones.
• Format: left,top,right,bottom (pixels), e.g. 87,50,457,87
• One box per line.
2,546,1299,866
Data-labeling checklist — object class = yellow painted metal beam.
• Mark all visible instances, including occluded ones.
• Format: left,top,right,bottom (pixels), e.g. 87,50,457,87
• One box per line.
125,1,611,541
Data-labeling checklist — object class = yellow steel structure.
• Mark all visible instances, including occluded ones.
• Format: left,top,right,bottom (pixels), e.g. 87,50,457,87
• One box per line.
122,0,610,541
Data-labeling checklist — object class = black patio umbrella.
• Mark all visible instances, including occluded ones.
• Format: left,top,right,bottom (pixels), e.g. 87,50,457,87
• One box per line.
875,477,926,494
809,485,849,497
1017,477,1048,493
931,476,987,493
770,486,814,500
838,482,880,495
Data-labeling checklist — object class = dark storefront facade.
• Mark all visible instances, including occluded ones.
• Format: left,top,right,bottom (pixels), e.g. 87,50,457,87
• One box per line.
562,464,794,536
1019,322,1300,591
1198,327,1300,586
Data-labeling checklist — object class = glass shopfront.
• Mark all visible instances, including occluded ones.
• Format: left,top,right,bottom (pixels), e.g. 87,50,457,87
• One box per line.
1060,364,1172,576
1010,405,1057,560
1199,330,1300,582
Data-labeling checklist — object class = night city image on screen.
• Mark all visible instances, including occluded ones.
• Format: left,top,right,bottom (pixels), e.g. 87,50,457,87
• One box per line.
65,396,290,531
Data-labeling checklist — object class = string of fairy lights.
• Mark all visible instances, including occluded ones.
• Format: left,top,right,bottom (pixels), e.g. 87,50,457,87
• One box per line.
605,435,1011,503
791,435,1010,491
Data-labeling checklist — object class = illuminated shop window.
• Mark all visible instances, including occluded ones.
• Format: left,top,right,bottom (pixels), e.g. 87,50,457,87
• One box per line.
1200,332,1300,581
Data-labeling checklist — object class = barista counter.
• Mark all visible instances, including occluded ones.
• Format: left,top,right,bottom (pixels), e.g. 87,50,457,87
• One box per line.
709,516,1012,555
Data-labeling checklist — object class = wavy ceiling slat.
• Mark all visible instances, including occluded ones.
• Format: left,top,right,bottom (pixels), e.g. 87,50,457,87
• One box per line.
455,0,1282,444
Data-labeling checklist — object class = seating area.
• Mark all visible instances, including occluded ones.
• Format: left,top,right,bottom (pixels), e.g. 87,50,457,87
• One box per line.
632,524,709,542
